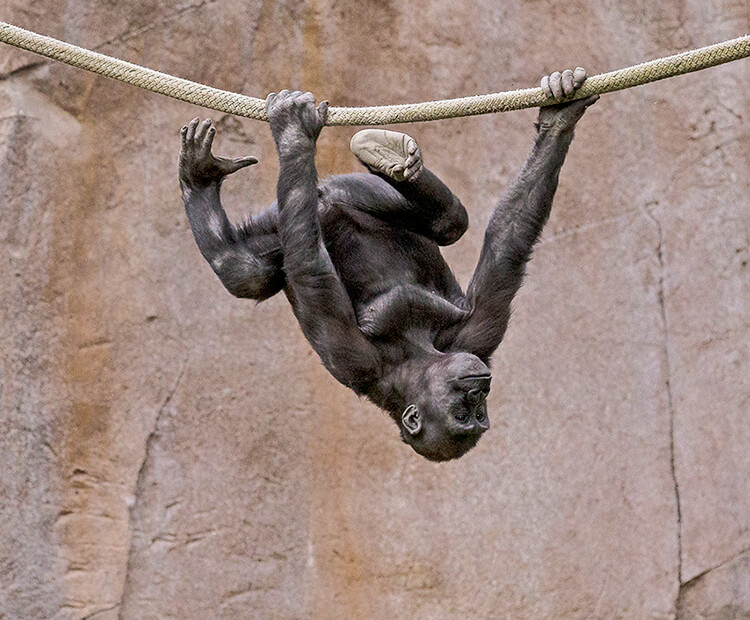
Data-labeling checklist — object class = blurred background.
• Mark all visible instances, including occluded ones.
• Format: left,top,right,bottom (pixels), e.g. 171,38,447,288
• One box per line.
1,1,748,618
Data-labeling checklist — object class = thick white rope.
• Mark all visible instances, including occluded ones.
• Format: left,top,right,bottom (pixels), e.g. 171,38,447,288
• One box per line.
1,21,748,126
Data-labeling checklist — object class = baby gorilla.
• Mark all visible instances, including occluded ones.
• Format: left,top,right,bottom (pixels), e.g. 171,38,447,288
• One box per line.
179,69,597,461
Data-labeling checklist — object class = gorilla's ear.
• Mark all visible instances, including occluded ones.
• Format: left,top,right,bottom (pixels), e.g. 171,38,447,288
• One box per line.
401,404,421,436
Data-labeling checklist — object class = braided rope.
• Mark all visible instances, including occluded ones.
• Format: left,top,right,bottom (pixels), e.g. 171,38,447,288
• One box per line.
1,21,748,126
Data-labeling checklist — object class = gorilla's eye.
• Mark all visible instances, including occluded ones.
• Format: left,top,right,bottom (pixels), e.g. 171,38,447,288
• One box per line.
475,409,485,422
454,409,470,423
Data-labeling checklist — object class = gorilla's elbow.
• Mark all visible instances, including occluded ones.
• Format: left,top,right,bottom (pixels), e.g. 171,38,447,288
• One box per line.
212,254,284,301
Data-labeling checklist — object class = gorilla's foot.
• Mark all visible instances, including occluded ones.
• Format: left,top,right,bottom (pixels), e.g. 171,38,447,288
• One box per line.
350,129,423,182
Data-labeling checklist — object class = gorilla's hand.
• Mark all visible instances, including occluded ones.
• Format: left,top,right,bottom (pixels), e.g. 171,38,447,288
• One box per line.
541,67,587,102
266,90,328,154
537,95,599,134
179,118,257,189
537,67,598,133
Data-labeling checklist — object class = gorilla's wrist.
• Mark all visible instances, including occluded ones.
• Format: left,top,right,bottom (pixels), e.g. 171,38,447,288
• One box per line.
275,138,317,162
534,121,576,141
271,124,317,149
180,177,221,196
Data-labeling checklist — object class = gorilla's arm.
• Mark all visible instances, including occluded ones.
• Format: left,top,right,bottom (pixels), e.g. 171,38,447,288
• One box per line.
179,118,283,300
268,91,382,394
440,96,598,362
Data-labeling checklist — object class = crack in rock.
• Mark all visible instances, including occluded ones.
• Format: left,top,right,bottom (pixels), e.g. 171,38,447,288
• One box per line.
81,603,120,619
0,60,47,80
676,547,750,616
92,0,220,52
1,1,219,81
117,358,189,618
680,546,750,590
639,202,684,603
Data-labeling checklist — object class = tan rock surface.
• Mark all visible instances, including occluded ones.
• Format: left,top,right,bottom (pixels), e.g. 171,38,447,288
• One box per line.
677,549,750,619
0,1,748,618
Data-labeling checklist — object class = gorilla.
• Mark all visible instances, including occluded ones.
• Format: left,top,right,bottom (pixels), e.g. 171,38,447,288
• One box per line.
179,68,597,461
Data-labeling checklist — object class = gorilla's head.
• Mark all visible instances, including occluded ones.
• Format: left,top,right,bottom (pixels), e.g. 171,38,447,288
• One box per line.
382,351,491,461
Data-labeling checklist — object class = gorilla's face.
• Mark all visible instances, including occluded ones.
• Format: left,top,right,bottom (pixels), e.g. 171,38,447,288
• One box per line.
400,352,491,461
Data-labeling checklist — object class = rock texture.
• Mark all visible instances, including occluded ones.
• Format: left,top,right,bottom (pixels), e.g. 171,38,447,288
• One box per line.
0,1,748,618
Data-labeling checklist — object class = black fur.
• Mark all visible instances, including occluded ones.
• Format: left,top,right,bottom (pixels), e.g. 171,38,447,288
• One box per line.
179,90,597,461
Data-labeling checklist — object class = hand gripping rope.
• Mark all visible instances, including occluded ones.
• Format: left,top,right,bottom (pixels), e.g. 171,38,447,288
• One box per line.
0,21,748,126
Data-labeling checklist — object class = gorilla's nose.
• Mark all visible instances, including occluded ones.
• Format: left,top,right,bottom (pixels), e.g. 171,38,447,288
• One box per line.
467,388,484,406
475,415,490,433
474,402,490,432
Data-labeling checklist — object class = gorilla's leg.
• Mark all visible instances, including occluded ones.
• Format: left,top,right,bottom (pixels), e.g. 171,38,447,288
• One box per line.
340,129,468,245
180,118,284,300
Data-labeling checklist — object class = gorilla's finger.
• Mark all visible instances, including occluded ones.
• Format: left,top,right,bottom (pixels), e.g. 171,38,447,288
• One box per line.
404,138,422,171
561,69,575,97
202,126,216,155
265,93,277,115
195,118,212,146
180,125,188,148
581,94,600,107
563,94,600,118
403,160,423,180
549,72,563,101
225,156,259,173
186,117,200,142
573,66,587,88
541,74,551,98
317,100,329,122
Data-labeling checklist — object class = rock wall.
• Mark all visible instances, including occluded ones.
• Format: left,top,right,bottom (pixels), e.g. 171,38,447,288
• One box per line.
0,1,748,618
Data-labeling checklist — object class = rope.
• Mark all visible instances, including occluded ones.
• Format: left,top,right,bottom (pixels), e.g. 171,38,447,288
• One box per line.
1,21,748,126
